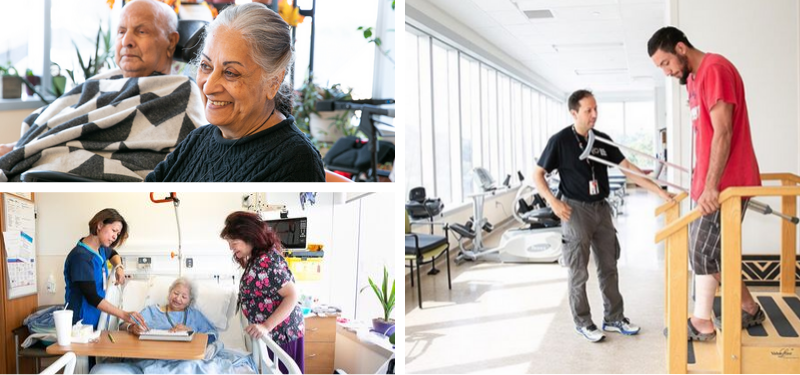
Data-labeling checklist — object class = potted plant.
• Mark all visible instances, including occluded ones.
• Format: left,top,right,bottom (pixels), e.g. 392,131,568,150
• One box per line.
65,23,115,85
51,63,67,97
360,266,395,335
0,62,22,99
294,74,358,143
24,69,41,96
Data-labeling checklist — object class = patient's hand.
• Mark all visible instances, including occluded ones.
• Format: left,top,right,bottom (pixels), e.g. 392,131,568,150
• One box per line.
169,324,191,333
0,142,15,157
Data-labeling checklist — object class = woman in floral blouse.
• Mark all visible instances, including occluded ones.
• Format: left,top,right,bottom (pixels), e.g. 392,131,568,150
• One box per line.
221,211,305,373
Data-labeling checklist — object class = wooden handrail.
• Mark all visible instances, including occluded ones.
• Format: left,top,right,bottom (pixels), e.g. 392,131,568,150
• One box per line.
655,192,689,216
656,185,800,243
760,172,800,183
718,186,800,202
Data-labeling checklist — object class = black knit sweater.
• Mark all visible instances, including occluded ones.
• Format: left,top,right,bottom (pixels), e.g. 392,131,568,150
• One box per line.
145,116,324,182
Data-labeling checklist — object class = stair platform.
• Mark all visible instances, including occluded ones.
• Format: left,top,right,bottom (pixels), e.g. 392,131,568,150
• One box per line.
686,292,800,373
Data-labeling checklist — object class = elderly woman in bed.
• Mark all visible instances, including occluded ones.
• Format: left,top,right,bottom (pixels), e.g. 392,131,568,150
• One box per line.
121,277,216,339
145,3,325,182
90,278,256,374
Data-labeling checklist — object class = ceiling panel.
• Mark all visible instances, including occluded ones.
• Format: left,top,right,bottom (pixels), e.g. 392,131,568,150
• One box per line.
418,0,666,94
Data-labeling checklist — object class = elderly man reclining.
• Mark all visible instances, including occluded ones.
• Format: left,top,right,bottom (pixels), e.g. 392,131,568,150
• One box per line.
0,0,206,182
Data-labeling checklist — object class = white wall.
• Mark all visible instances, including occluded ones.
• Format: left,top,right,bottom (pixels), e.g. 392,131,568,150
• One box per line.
667,0,800,254
33,192,395,321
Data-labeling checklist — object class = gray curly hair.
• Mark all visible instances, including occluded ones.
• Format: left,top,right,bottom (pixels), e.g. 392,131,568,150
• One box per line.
168,277,197,306
193,2,295,116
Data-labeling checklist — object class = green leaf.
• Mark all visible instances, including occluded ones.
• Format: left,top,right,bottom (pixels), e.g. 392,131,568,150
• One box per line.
363,28,373,39
374,37,382,47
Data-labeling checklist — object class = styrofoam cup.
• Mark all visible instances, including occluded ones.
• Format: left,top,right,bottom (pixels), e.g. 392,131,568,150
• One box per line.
53,310,73,346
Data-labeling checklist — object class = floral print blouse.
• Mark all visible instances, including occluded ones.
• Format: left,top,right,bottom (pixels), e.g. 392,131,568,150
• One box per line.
238,250,304,345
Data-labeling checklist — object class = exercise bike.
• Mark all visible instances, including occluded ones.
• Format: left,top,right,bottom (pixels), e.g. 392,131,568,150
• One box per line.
496,171,563,262
451,167,563,264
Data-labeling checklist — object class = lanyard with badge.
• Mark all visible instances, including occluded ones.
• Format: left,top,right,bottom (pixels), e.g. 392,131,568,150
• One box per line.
572,125,600,196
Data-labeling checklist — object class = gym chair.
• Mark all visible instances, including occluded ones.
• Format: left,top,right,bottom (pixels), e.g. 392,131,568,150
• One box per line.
405,187,451,308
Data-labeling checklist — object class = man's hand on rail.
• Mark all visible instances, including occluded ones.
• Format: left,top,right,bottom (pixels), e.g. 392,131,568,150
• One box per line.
659,190,677,203
697,187,720,216
245,323,271,340
551,200,572,222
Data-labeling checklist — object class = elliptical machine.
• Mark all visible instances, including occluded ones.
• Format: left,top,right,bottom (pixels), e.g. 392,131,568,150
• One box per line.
451,167,563,264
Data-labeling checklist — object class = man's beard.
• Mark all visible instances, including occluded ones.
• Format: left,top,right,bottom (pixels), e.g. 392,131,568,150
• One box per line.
678,54,691,85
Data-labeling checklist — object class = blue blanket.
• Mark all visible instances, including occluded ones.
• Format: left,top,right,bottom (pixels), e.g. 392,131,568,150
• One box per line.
90,305,256,374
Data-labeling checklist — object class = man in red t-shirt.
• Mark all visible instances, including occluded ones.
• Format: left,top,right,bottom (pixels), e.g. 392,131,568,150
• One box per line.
648,26,764,341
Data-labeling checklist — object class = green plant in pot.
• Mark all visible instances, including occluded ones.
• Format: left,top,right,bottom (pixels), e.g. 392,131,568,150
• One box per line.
294,73,358,144
65,23,115,85
360,266,395,336
0,62,22,99
24,69,41,96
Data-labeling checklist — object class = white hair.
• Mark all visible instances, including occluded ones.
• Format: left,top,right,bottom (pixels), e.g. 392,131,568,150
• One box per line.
168,277,197,306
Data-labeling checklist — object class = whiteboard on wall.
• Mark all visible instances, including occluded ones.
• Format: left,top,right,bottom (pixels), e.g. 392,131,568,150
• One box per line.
3,194,37,299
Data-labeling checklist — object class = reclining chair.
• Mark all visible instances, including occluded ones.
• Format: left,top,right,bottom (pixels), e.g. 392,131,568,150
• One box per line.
20,19,209,182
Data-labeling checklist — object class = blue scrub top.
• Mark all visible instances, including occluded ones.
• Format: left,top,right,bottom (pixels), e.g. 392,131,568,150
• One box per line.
63,239,110,328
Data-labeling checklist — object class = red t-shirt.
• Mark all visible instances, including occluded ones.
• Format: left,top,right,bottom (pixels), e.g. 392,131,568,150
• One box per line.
687,53,761,201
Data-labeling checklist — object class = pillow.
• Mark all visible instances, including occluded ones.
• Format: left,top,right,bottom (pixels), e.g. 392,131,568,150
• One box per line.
218,293,248,352
143,276,233,330
121,280,150,312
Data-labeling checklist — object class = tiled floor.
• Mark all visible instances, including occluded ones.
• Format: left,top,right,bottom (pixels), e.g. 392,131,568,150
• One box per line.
405,188,789,373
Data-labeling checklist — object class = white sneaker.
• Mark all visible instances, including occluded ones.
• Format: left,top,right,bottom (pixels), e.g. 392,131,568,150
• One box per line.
602,318,641,335
576,324,605,342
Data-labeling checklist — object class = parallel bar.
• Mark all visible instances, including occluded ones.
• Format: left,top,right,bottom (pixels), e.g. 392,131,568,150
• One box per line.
758,296,798,337
655,192,688,216
720,197,742,374
667,226,689,374
781,180,797,294
663,202,680,328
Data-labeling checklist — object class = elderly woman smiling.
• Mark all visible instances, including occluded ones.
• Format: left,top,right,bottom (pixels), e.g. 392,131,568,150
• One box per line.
146,3,325,182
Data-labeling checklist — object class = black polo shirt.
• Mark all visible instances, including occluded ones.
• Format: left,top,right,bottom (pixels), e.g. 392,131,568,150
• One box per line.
537,125,625,202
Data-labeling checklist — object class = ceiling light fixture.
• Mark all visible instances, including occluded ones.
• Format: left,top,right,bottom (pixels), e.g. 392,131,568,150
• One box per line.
575,68,628,76
553,42,624,52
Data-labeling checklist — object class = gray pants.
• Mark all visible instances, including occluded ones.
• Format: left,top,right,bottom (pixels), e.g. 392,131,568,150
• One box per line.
562,197,624,328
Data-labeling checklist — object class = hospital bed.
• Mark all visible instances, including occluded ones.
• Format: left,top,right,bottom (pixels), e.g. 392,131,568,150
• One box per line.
67,274,302,374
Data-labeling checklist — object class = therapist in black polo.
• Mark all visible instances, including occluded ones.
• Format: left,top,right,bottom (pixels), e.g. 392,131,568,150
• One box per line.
533,89,673,343
63,208,148,330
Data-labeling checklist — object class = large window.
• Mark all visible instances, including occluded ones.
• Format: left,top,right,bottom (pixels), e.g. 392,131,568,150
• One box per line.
405,25,566,205
292,0,378,99
595,101,657,169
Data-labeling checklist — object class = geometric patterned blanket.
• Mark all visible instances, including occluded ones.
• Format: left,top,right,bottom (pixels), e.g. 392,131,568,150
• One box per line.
0,68,206,181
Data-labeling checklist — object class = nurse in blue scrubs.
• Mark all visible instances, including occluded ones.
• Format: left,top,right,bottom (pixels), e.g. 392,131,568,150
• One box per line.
63,208,148,330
